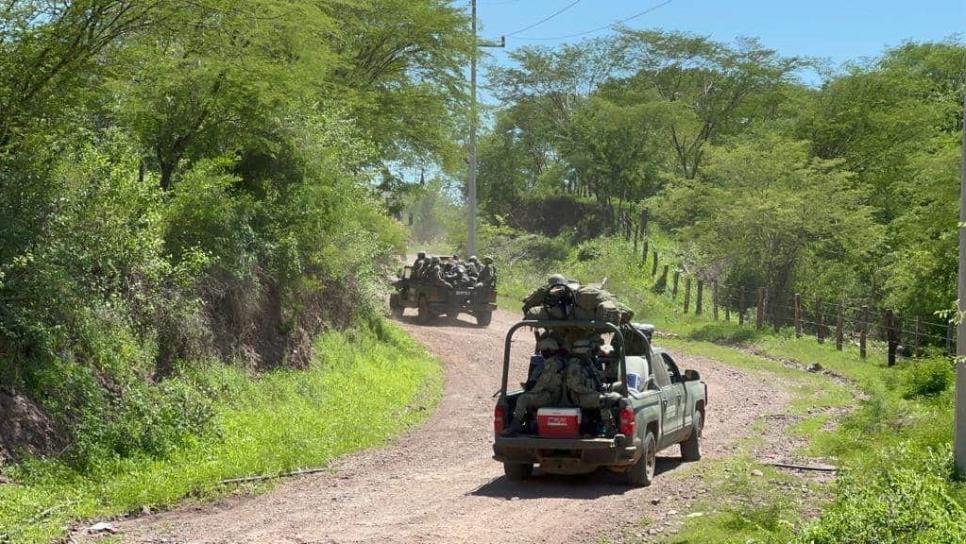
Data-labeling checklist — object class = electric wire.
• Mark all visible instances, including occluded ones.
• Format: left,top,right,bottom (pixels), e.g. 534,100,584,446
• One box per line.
513,0,672,41
505,0,582,37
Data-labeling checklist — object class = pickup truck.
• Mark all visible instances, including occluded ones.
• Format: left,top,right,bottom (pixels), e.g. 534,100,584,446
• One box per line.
389,264,497,326
492,320,707,486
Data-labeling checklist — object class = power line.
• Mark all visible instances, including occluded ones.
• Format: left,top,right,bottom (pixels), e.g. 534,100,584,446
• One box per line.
506,0,582,37
513,0,672,41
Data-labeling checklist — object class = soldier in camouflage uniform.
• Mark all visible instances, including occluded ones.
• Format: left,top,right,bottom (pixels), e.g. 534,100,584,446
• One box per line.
465,256,480,277
412,251,428,280
477,256,496,287
564,339,622,435
428,256,452,288
501,336,567,436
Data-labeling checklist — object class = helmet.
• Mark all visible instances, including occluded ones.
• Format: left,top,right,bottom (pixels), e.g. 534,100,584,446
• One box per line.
548,274,567,287
469,255,478,262
417,251,426,259
536,337,560,352
483,256,493,264
431,256,440,264
452,254,460,260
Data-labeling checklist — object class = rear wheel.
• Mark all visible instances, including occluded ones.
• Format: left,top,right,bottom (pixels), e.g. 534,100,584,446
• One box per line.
504,462,533,481
681,410,703,461
626,431,656,487
476,310,493,326
417,296,431,324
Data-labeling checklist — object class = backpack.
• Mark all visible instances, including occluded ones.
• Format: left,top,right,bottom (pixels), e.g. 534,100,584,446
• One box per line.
572,286,634,324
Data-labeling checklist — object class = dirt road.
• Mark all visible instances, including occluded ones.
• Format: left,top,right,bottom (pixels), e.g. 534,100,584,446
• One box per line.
109,308,789,544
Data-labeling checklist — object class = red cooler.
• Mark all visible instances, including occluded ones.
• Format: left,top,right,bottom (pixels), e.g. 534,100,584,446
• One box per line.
536,408,581,438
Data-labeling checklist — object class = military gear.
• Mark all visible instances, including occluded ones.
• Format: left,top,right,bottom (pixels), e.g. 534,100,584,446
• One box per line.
477,260,496,288
564,356,620,434
417,251,427,259
548,274,567,287
572,286,635,324
504,356,567,435
523,283,577,320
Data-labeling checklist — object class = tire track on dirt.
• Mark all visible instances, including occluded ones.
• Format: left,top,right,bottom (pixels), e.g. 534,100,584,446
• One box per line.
99,308,790,544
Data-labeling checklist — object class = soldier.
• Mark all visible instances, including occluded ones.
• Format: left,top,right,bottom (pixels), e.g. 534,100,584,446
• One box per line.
412,251,428,280
465,255,480,277
477,256,496,287
564,339,622,435
429,256,452,288
502,336,567,436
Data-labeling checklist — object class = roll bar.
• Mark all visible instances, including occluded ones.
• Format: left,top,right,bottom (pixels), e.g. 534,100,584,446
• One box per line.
500,320,647,398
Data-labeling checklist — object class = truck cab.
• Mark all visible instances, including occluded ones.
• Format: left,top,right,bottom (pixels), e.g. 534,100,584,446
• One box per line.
492,321,707,486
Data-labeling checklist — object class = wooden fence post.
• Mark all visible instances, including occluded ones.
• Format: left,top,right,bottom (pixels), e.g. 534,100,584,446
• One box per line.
651,251,659,277
672,270,680,298
633,222,639,254
684,278,692,314
816,298,825,343
914,316,922,357
712,280,719,321
696,280,704,315
835,302,844,351
756,287,765,330
738,288,746,326
885,309,897,366
859,305,869,359
794,293,802,338
641,209,649,263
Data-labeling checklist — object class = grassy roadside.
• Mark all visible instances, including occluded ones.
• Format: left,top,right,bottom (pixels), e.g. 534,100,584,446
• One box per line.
489,233,966,543
0,319,442,544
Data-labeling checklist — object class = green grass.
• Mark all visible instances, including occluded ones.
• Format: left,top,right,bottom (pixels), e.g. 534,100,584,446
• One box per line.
0,320,442,544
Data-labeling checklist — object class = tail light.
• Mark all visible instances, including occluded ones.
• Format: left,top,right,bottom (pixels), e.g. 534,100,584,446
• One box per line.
619,406,636,436
494,404,505,433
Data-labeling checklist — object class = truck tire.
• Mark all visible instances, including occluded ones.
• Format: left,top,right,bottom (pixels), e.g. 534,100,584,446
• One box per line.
504,462,533,481
626,431,656,487
476,310,492,326
389,294,403,319
681,410,703,462
417,296,431,324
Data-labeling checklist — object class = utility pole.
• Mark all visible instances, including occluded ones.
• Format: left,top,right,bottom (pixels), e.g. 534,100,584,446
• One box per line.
956,81,966,476
956,81,966,475
467,0,504,256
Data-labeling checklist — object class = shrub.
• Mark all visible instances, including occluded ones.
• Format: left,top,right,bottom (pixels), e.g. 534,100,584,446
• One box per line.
897,358,953,399
689,323,762,344
797,445,966,544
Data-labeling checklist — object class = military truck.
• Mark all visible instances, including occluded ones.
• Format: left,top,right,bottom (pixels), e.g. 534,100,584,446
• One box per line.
389,263,497,326
492,320,707,486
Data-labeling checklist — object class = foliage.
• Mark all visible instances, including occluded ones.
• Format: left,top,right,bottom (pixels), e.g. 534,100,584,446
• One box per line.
0,320,442,544
479,31,964,340
0,0,468,490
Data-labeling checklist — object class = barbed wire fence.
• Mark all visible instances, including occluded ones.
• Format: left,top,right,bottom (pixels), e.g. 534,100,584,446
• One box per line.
616,207,955,365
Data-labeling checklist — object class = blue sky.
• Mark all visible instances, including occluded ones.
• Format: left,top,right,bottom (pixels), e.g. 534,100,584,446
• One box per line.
473,0,963,95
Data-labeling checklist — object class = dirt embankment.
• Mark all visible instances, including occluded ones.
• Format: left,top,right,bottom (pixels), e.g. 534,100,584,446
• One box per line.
94,308,794,544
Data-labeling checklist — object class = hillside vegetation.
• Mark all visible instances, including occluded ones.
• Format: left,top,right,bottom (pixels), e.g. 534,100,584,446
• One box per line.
0,1,467,540
475,31,964,328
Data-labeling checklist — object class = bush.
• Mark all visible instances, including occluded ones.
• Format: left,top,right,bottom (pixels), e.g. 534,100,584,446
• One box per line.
898,358,954,399
797,444,966,544
689,323,762,344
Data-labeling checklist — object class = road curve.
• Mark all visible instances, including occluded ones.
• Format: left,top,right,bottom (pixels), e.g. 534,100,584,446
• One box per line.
106,308,788,544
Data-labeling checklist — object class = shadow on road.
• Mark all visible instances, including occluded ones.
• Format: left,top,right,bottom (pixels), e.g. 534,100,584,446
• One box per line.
469,457,684,500
395,313,488,329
